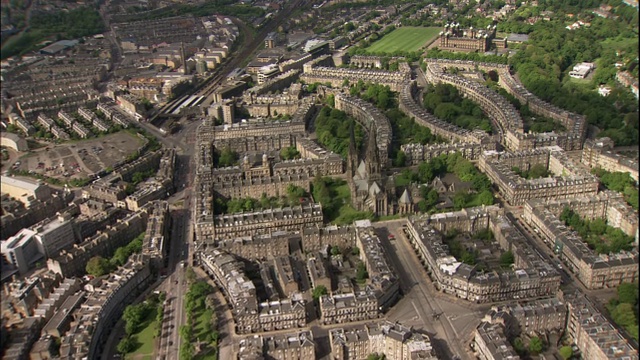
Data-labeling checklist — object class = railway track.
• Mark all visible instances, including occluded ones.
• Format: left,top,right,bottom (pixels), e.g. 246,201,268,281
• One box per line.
152,0,308,121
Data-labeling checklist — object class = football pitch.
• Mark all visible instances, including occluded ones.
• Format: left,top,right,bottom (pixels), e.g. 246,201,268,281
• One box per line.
366,26,441,53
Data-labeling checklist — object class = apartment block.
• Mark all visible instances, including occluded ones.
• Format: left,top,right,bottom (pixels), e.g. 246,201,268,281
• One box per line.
405,206,560,303
59,256,152,359
560,290,638,360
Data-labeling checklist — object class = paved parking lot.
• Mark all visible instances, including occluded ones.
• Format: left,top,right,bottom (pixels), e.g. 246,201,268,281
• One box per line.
14,131,144,180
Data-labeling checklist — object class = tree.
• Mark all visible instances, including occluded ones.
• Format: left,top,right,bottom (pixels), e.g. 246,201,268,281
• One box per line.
280,146,300,160
617,282,638,305
312,285,328,301
86,256,111,276
356,261,369,282
185,266,197,285
559,345,573,360
453,191,468,210
217,147,239,167
179,325,193,342
180,342,194,360
393,150,407,167
529,336,544,355
117,336,137,354
331,246,341,256
512,337,526,355
499,251,515,267
477,190,494,205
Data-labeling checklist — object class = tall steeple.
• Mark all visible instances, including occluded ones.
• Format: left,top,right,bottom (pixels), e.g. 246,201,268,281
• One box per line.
365,125,380,178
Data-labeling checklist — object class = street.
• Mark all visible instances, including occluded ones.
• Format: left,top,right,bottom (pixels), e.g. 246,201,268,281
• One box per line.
372,220,479,360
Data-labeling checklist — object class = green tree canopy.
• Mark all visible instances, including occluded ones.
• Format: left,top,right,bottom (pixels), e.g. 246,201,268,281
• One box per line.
280,146,301,160
529,336,544,355
559,345,573,360
312,285,328,301
117,336,137,354
86,256,111,277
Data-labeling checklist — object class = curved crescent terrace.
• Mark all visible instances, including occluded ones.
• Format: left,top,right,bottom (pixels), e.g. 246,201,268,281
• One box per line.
334,93,392,166
424,59,587,152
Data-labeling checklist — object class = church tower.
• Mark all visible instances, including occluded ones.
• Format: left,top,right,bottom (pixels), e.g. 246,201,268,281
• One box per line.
365,125,381,180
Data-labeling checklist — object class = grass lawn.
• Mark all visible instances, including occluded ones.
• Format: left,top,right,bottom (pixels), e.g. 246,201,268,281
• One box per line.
193,306,214,341
125,307,158,360
366,26,441,53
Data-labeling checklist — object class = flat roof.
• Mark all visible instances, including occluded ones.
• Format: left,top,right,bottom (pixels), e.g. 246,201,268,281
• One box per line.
1,176,42,192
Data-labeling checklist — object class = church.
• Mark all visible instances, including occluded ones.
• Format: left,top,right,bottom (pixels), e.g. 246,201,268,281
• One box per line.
346,124,398,216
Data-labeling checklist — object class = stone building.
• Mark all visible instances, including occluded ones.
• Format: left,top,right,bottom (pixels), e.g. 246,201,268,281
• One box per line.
59,256,153,359
334,93,391,166
47,210,148,278
405,206,560,303
401,141,486,166
398,80,486,144
346,124,395,217
523,195,638,290
581,137,639,181
238,331,316,360
307,255,331,290
213,204,323,240
300,225,356,254
560,290,638,360
424,59,587,151
438,23,497,52
330,321,437,360
473,321,520,360
479,147,599,205
212,231,292,261
319,292,379,325
354,220,400,311
481,298,567,337
272,256,299,296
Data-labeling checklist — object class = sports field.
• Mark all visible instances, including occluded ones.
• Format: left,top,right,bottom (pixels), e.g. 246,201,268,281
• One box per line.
366,26,441,53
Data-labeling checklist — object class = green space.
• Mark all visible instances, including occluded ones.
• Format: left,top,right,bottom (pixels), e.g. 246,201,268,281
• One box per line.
1,7,105,59
213,147,239,168
280,146,301,160
86,232,145,276
511,164,550,179
560,208,634,254
181,280,219,360
592,168,638,210
315,106,365,159
311,176,374,225
365,26,440,54
606,282,639,342
509,14,639,146
423,83,493,134
393,152,494,213
346,80,446,166
118,292,165,358
124,307,158,360
442,228,499,269
213,185,309,214
495,87,568,134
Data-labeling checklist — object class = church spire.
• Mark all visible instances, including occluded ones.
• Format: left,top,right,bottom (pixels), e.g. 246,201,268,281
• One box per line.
365,125,380,177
